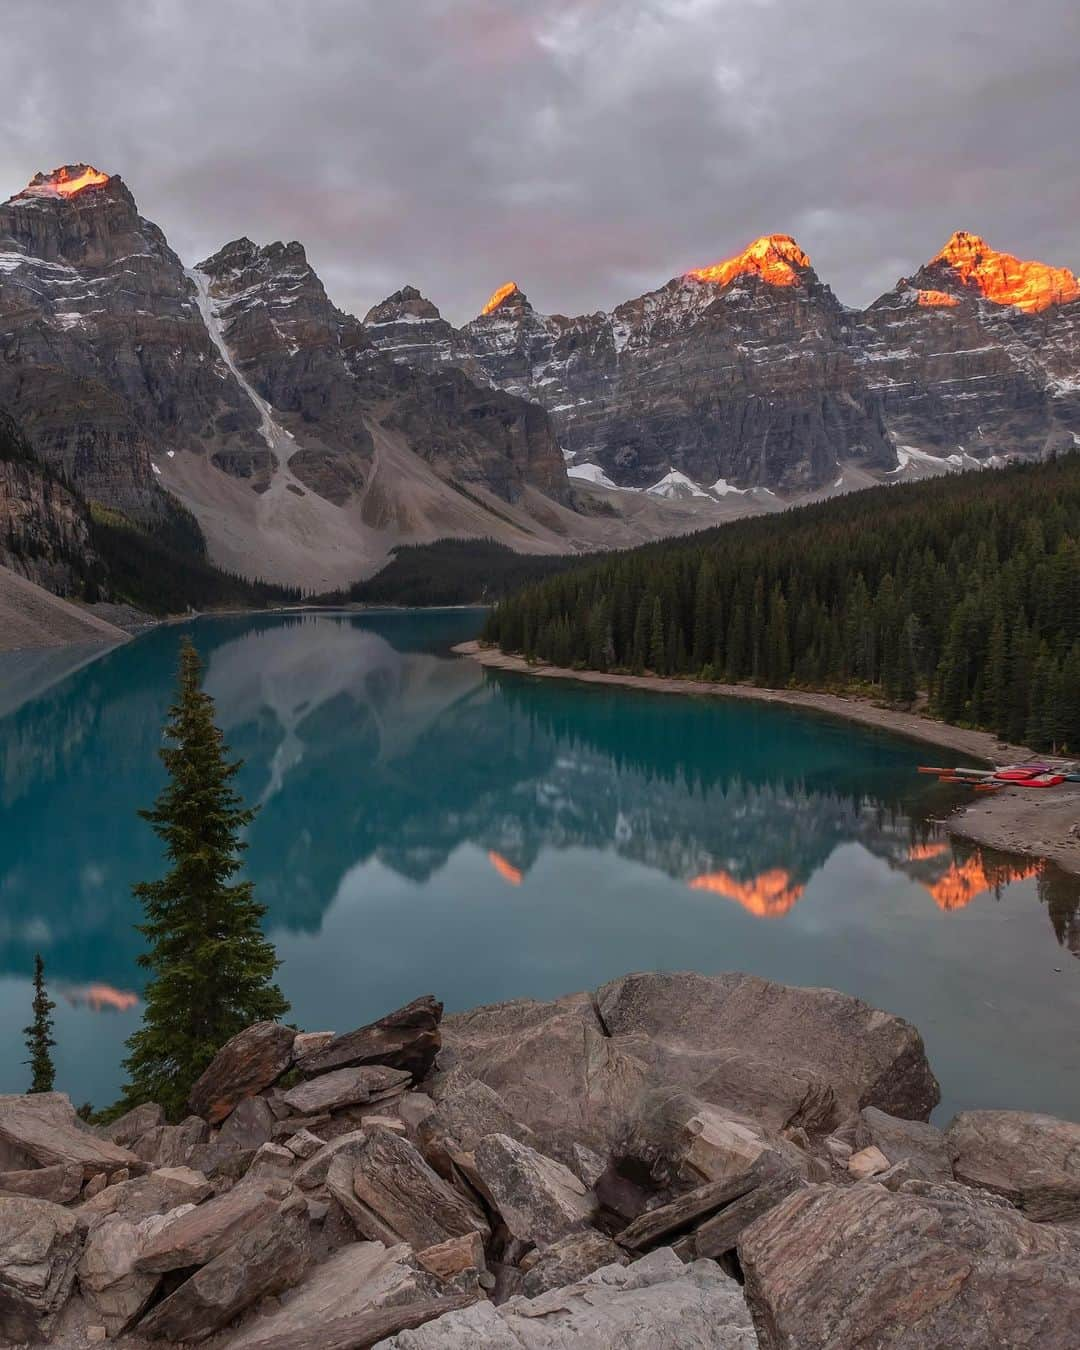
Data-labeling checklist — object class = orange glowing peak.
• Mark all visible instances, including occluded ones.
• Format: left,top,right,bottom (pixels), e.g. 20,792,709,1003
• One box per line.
17,164,110,202
481,281,519,316
916,289,960,309
688,867,804,918
687,234,811,289
932,230,1080,313
488,849,523,886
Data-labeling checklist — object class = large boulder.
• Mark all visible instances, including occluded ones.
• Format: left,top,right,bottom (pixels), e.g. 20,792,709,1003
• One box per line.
0,1196,82,1342
738,1179,1080,1348
0,1092,142,1180
137,1207,310,1342
77,1205,195,1336
96,1102,165,1148
472,1134,595,1247
441,973,939,1162
326,1127,489,1249
133,1116,210,1169
520,1231,627,1298
946,1110,1080,1220
134,1179,292,1274
296,996,443,1082
376,1248,757,1348
226,1241,439,1349
188,1023,296,1125
596,971,940,1126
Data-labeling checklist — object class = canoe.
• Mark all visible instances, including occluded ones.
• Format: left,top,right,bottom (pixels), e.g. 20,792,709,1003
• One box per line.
1023,773,1066,788
993,768,1048,782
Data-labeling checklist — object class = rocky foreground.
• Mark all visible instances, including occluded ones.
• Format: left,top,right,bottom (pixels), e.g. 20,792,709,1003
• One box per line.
1,972,1078,1348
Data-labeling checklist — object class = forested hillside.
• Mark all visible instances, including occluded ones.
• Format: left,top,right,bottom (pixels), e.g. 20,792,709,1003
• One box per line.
484,455,1080,752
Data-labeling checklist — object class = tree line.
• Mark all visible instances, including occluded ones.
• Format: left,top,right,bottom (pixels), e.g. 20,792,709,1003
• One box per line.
483,454,1080,752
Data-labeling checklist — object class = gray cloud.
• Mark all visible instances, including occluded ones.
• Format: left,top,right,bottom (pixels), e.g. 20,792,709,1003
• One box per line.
2,0,1077,323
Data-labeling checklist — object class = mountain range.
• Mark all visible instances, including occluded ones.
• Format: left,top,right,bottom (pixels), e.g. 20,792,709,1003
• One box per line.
2,164,1079,597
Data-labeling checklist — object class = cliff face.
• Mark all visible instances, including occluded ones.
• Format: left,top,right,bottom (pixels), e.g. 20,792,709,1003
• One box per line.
367,232,1080,492
0,409,97,597
0,166,259,519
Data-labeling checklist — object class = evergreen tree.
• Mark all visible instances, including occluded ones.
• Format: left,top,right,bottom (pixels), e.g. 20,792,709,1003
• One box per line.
23,953,56,1094
120,638,289,1119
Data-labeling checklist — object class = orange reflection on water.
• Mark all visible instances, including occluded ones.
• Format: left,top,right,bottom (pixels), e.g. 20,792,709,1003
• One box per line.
906,844,1039,911
488,850,523,886
688,867,804,918
908,841,950,861
65,983,139,1012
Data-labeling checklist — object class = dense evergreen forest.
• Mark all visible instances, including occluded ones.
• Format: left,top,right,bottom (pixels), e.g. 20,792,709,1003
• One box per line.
483,455,1080,753
323,538,587,608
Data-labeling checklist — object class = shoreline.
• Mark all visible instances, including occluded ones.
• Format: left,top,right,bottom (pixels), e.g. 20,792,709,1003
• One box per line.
454,640,1080,877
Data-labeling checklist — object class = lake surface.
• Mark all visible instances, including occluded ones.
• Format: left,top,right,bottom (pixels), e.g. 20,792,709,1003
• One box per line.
0,609,1077,1122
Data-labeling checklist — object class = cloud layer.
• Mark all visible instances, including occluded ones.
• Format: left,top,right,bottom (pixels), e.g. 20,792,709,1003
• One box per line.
2,0,1077,323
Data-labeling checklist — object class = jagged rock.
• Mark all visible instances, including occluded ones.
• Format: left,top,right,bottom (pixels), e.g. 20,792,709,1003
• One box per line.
377,1248,757,1348
946,1109,1080,1221
134,1116,210,1169
848,1145,891,1180
76,1166,212,1225
188,1022,296,1125
520,1231,626,1298
272,1113,332,1141
246,1142,297,1180
857,1106,955,1181
617,1087,779,1188
137,1207,310,1342
281,1066,412,1116
0,1196,82,1342
226,1241,440,1349
0,1092,142,1180
0,1161,83,1203
292,1031,335,1060
569,1143,606,1189
84,1173,108,1199
134,1179,292,1273
472,1133,595,1247
284,1129,325,1160
416,1232,486,1282
398,1093,437,1139
326,1126,489,1249
216,1097,277,1153
739,1179,1080,1348
77,1205,196,1335
235,1296,476,1350
97,1102,165,1148
427,1074,534,1152
296,996,443,1082
293,1130,368,1191
676,1167,804,1261
615,1149,792,1252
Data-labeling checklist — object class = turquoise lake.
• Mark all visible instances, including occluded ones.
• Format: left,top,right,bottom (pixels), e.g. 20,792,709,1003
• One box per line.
0,609,1077,1122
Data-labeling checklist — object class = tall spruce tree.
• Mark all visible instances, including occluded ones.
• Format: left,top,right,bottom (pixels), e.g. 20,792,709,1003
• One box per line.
23,953,56,1094
120,638,288,1118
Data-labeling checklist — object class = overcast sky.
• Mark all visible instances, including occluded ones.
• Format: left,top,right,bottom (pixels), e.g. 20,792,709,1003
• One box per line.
3,0,1078,324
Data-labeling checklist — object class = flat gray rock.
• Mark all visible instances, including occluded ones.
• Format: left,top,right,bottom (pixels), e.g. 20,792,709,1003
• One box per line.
133,1115,210,1169
375,1248,757,1348
97,1102,165,1147
281,1065,412,1116
76,1165,212,1225
0,1195,82,1342
77,1204,195,1335
739,1178,1080,1348
296,996,442,1082
0,1160,84,1203
946,1109,1080,1220
134,1179,291,1273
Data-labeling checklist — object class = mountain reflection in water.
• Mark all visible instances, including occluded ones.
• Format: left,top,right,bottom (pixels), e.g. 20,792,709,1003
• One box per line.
0,609,1076,1116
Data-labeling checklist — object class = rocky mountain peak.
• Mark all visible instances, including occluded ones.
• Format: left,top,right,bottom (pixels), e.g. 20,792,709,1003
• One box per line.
685,233,813,290
918,230,1080,313
10,164,112,203
478,281,529,317
363,285,444,326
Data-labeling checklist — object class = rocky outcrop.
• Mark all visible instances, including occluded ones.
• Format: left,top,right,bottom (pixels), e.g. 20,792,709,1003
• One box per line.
4,972,1078,1349
0,1092,142,1180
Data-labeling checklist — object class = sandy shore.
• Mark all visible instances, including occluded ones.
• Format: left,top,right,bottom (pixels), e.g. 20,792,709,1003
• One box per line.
455,641,1080,877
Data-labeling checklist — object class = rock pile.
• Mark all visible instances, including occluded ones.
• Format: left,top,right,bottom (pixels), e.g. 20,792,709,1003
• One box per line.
0,971,1077,1348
